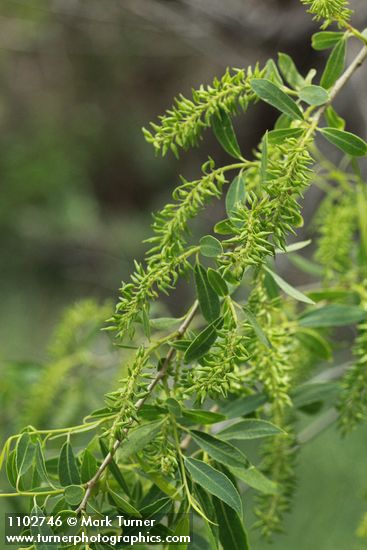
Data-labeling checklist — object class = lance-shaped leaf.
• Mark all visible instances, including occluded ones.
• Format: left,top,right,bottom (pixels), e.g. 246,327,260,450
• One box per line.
200,235,223,258
190,430,250,470
207,269,228,297
320,38,346,89
30,504,54,550
299,85,329,106
6,450,17,488
16,433,36,477
230,465,278,495
182,409,226,425
80,449,98,484
58,441,81,486
170,515,191,550
312,31,344,50
275,239,311,254
278,53,305,89
264,266,315,304
217,419,284,441
221,393,267,419
226,173,246,218
35,441,51,485
213,498,249,550
243,306,271,348
108,487,141,517
260,131,268,184
251,79,304,120
212,109,242,159
185,458,242,516
299,304,367,327
267,127,304,144
194,263,221,322
325,106,345,130
184,316,223,363
100,438,130,495
320,127,367,157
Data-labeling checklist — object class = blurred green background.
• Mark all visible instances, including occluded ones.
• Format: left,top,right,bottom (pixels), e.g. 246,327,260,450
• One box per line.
1,1,367,548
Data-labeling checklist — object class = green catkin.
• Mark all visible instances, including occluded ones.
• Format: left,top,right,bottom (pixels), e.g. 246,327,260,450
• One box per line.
301,0,352,24
246,281,295,413
255,424,298,539
143,66,265,157
338,321,367,433
144,419,178,477
314,192,357,281
22,300,111,426
184,328,248,403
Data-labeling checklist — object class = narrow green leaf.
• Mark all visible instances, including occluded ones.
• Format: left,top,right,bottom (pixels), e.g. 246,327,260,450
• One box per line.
108,487,141,516
288,253,324,276
58,441,81,487
199,235,223,258
243,306,271,348
299,85,329,106
166,397,182,417
80,449,98,484
264,58,283,86
64,484,85,506
312,31,344,50
140,496,172,518
214,219,235,235
170,515,191,550
212,109,242,159
194,263,221,322
225,173,246,218
99,438,130,495
320,38,346,89
185,458,242,516
6,450,17,488
190,430,250,469
292,382,340,409
264,266,315,304
207,268,228,297
260,131,268,184
149,316,184,330
184,316,223,363
320,127,367,157
220,393,267,419
182,409,226,425
218,419,284,441
274,113,293,129
31,504,54,550
35,441,51,485
278,53,305,89
141,306,151,339
295,328,332,360
267,128,303,144
299,304,367,327
229,465,278,495
325,106,346,129
275,239,312,254
16,433,36,477
213,498,249,550
251,78,304,120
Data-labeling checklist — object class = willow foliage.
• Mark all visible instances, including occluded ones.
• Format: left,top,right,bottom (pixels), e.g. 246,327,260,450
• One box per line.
1,1,367,548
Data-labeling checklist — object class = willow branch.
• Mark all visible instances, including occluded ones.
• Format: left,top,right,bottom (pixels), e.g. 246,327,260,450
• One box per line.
76,42,367,516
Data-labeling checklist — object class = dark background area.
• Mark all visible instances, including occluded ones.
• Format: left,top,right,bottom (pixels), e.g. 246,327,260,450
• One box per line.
0,1,367,548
